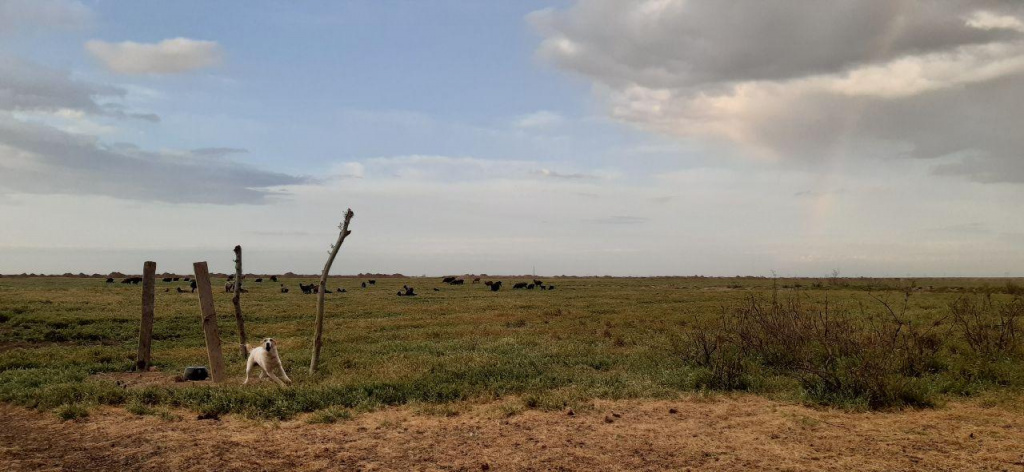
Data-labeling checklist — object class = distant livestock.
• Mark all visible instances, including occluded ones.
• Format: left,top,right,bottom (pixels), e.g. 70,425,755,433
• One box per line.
337,288,346,293
270,276,278,282
176,287,186,293
105,277,114,283
280,284,289,293
368,280,376,285
513,282,528,289
173,277,180,281
162,277,172,282
255,278,263,283
484,281,493,286
361,282,367,288
490,281,503,291
442,276,456,284
299,283,315,294
183,277,191,282
433,288,440,291
472,277,481,284
397,285,416,297
451,278,465,285
121,277,142,285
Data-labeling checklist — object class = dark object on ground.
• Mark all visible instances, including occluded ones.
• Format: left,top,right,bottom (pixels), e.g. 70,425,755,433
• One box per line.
190,280,197,293
491,281,502,292
183,277,191,282
433,288,440,292
513,282,528,289
442,276,456,284
299,283,314,294
255,278,263,283
280,284,289,293
337,288,346,293
173,277,180,281
270,275,278,282
369,279,376,285
183,366,209,381
547,285,555,290
105,278,114,283
398,286,416,297
362,282,367,288
176,287,186,293
196,412,220,421
162,277,172,282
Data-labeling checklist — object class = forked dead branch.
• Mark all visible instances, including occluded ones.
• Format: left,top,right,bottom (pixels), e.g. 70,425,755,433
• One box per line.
310,208,355,374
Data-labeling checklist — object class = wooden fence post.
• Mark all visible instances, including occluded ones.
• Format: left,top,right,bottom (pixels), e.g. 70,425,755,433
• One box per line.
135,261,156,371
193,261,227,383
231,245,248,359
310,209,354,374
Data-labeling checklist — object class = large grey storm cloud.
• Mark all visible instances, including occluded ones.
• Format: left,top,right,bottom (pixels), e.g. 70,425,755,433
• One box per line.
533,0,1024,182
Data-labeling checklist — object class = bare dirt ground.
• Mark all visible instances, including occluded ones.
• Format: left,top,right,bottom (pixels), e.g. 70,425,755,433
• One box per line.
2,395,1023,471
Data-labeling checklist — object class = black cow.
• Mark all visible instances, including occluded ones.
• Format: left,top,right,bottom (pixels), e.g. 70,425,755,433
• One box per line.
361,282,367,288
527,284,535,290
162,277,172,282
490,281,503,292
299,283,314,294
255,278,263,283
227,274,235,281
442,276,456,284
105,277,114,283
173,277,180,281
183,277,191,282
433,288,440,291
190,280,197,293
451,278,465,285
270,276,278,282
513,282,528,289
547,285,555,290
368,279,376,285
397,285,416,297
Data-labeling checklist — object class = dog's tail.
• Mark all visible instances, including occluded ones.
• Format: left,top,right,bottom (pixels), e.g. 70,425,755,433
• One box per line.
244,343,253,353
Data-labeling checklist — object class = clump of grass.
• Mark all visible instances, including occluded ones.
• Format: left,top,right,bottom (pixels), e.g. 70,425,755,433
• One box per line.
55,403,89,421
307,406,353,424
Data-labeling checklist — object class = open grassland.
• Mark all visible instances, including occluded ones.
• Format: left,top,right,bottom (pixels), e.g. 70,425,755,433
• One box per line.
0,275,1022,422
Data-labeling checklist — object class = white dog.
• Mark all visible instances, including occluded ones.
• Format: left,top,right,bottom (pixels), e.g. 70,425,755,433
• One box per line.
244,338,292,386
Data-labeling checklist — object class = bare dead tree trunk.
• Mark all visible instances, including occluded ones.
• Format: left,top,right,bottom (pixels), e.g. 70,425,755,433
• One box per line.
232,245,248,359
310,208,354,374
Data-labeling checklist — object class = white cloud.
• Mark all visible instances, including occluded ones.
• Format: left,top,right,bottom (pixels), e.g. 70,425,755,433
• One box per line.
85,38,223,75
0,0,93,34
514,110,565,128
534,1,1024,182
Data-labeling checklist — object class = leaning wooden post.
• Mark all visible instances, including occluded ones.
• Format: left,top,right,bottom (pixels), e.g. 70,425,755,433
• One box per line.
134,261,156,371
193,261,227,383
231,245,248,359
310,208,354,374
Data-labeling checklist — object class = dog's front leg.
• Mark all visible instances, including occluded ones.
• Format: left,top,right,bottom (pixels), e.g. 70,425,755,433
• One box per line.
263,367,287,387
243,358,254,385
278,364,292,384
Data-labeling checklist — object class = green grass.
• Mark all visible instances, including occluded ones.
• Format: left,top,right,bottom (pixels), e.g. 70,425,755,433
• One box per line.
0,275,1021,420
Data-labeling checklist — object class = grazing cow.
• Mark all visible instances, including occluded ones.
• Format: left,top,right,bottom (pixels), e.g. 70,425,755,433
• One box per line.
183,277,191,282
472,277,481,284
451,278,465,285
227,274,235,281
176,287,186,293
547,285,555,290
490,281,503,292
484,281,493,286
533,279,543,286
361,282,367,288
270,276,278,282
173,277,180,281
162,277,172,282
255,278,263,283
105,277,114,283
527,284,535,290
225,282,234,293
299,283,314,294
442,276,456,284
513,282,528,289
280,284,289,293
368,280,376,285
433,288,440,291
397,285,416,297
190,280,197,293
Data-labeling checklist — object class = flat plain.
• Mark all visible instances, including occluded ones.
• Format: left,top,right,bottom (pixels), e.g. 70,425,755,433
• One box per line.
1,275,1022,470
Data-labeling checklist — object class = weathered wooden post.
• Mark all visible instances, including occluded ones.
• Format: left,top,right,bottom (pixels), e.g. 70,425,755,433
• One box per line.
134,261,156,371
193,261,226,383
231,245,248,359
310,208,354,374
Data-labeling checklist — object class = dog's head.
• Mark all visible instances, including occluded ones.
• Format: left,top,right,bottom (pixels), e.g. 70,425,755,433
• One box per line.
263,338,276,352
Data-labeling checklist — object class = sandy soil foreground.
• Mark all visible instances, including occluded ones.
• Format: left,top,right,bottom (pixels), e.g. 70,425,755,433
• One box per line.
2,395,1023,471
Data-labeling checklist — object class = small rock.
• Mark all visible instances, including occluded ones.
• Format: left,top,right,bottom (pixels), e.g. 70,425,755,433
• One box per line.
481,463,490,471
669,408,678,414
604,415,614,424
970,432,976,439
566,408,575,417
612,412,621,418
196,412,220,421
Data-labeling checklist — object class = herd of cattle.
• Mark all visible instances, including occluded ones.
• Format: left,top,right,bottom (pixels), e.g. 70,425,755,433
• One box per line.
108,275,553,296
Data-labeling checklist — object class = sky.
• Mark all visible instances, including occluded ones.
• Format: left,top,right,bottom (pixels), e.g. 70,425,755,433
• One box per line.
2,0,1023,277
